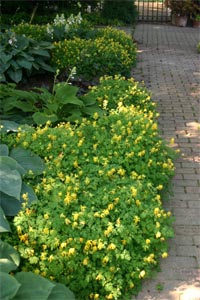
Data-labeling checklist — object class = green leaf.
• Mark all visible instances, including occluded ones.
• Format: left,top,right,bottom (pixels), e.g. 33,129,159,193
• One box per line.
0,207,11,233
13,272,55,300
0,162,22,200
0,144,9,156
54,83,83,106
0,155,26,175
31,49,49,57
81,94,96,106
10,100,36,113
0,182,37,216
0,52,12,64
10,147,45,175
0,241,20,273
7,69,22,83
33,112,58,125
0,272,20,300
0,120,20,133
48,283,76,300
0,192,22,216
16,59,32,70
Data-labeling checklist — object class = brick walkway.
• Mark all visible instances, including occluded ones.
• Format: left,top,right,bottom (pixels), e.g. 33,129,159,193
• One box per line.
128,24,200,300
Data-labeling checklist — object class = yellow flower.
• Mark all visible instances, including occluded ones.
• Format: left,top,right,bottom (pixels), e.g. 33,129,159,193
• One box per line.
96,273,103,280
157,184,163,190
107,243,116,250
73,160,78,168
135,199,141,206
22,193,29,201
146,239,151,244
139,270,146,278
68,248,75,256
134,216,140,225
44,213,49,220
152,123,158,131
43,228,49,234
156,231,161,238
131,187,137,197
82,258,89,265
162,252,168,258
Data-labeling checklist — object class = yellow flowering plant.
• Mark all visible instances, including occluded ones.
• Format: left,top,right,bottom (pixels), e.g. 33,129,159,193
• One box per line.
51,27,137,80
2,91,177,299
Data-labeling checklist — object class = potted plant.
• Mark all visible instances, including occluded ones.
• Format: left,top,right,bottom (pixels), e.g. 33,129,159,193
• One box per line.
166,0,194,26
193,14,200,27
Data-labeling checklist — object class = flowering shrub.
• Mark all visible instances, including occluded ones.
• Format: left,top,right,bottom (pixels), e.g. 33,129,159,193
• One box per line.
85,75,156,114
12,13,92,42
51,28,136,80
12,23,48,41
2,96,176,299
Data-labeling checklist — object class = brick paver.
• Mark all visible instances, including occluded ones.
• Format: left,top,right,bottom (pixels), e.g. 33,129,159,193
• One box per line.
128,24,200,300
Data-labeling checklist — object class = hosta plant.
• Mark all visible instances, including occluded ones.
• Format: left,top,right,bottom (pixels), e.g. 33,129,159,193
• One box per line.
0,31,54,83
0,75,102,125
0,142,45,232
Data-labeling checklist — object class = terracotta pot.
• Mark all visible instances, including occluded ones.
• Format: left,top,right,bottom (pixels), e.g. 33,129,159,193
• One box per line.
193,20,200,28
172,14,188,27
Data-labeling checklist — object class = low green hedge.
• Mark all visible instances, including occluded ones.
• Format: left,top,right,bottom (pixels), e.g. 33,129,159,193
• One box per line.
2,80,176,299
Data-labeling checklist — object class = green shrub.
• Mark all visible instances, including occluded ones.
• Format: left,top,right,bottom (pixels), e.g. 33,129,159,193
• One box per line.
2,100,176,299
101,0,138,24
51,27,137,80
12,13,92,42
12,23,48,41
0,31,54,83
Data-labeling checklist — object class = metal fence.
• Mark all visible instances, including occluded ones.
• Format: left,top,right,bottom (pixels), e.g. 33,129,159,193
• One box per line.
135,0,172,23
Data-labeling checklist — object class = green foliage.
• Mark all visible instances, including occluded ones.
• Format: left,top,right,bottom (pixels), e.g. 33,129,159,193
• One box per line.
101,0,138,24
2,80,177,299
0,142,44,232
12,13,92,42
0,241,76,300
0,31,54,83
0,78,101,125
85,75,156,113
51,27,137,80
12,23,48,41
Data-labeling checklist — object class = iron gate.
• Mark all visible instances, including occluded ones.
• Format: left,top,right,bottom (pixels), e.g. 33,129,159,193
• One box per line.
135,0,171,22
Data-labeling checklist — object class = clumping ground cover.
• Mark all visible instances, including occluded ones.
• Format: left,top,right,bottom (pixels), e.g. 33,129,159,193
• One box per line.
0,11,178,300
2,76,177,300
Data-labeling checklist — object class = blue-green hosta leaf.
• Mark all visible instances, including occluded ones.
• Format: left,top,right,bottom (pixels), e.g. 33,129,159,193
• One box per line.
10,147,45,175
0,241,20,273
7,69,22,83
0,156,26,175
48,283,76,300
0,207,11,233
30,49,50,57
14,272,55,300
0,182,38,216
0,120,20,133
0,144,9,156
0,163,22,200
16,59,32,70
0,272,20,300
